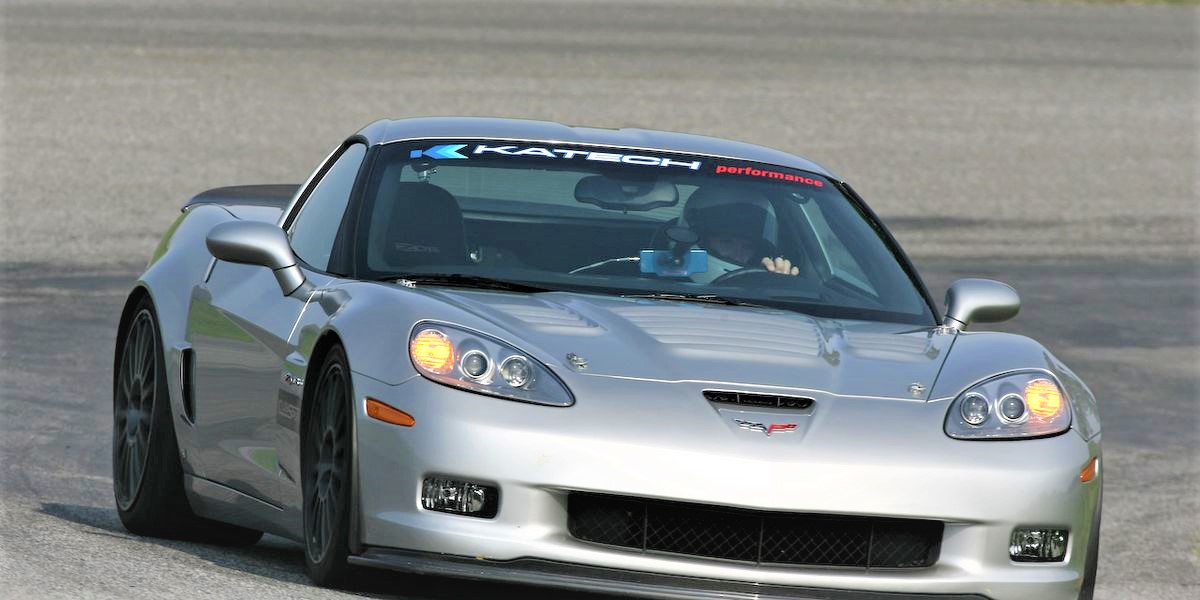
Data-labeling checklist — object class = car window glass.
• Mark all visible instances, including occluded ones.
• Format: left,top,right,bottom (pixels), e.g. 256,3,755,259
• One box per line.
798,201,873,293
290,144,366,270
352,140,934,325
397,165,690,222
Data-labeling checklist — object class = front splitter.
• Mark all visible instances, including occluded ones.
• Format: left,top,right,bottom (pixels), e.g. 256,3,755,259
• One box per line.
348,547,991,600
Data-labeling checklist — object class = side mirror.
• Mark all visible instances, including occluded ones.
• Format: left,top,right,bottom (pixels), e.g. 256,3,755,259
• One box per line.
942,278,1020,330
206,221,307,295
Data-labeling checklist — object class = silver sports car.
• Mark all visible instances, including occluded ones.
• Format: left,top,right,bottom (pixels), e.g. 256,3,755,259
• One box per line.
113,117,1102,600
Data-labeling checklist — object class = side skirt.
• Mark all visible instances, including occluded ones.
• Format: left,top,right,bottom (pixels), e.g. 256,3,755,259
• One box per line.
185,474,299,541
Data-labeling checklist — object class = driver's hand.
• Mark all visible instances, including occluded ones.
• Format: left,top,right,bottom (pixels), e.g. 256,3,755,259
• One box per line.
761,256,800,276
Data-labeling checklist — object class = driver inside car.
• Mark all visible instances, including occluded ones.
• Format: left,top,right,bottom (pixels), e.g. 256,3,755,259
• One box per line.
682,186,800,283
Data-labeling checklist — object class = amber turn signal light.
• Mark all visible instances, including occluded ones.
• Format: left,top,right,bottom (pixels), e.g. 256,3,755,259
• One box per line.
1079,457,1099,483
410,329,455,374
365,397,415,427
1025,379,1063,420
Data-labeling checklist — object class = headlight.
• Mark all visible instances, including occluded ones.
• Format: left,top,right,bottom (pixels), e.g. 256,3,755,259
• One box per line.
945,371,1071,440
408,322,573,407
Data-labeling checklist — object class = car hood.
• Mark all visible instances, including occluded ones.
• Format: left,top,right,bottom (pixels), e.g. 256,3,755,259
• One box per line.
424,289,954,401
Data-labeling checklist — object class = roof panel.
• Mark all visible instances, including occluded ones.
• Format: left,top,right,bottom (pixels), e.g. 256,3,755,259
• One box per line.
357,117,835,177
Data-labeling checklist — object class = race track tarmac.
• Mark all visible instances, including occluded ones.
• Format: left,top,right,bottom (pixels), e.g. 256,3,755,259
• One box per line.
1,1,1196,598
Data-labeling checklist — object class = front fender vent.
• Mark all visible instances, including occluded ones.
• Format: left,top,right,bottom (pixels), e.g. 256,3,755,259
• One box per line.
180,348,196,424
704,390,814,410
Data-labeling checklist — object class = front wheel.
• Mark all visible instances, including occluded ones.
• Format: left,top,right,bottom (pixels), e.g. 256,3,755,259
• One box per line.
302,346,355,586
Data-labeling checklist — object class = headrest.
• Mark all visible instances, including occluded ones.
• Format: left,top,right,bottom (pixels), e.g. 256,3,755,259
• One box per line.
682,184,778,243
381,183,467,268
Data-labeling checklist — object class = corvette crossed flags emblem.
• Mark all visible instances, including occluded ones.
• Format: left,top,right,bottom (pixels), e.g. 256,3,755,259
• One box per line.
734,419,798,436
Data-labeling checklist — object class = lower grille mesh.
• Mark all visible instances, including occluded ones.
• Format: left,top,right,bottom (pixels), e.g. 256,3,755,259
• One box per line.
568,493,942,569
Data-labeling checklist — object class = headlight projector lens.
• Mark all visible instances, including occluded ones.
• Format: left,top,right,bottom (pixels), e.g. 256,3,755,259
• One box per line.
460,350,490,380
960,393,990,426
999,394,1027,423
499,356,532,388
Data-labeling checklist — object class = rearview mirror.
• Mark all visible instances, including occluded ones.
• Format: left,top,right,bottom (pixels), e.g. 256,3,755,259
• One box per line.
206,221,308,296
575,175,678,211
942,279,1020,330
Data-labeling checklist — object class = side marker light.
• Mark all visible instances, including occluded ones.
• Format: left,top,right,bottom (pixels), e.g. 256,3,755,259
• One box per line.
1079,457,1099,483
365,397,415,427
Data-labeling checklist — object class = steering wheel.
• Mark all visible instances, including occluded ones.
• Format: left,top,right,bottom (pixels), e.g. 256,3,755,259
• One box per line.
569,256,640,275
710,267,773,286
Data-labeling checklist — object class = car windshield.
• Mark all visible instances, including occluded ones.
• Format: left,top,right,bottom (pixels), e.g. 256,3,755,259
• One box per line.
353,140,934,325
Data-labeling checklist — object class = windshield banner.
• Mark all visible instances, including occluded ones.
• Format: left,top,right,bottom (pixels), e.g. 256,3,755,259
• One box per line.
409,142,704,171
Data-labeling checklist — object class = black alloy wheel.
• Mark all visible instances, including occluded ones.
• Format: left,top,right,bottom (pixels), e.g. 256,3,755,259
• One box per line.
114,308,157,510
113,295,262,546
303,346,354,586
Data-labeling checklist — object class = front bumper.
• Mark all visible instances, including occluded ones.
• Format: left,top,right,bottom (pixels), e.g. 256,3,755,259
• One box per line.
352,373,1102,600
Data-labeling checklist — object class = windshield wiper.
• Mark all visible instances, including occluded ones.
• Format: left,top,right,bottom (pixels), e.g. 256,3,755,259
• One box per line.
378,273,554,293
621,292,771,309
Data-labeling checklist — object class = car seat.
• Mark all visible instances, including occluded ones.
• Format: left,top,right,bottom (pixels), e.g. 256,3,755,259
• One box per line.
380,182,469,269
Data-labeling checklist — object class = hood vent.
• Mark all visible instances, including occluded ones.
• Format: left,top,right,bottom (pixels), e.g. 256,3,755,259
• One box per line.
704,390,814,410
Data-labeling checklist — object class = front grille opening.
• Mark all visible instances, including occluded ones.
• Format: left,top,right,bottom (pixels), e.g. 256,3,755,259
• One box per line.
704,390,814,410
568,493,942,569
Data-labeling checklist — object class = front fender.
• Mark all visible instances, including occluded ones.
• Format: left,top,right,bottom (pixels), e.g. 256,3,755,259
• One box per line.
115,204,243,480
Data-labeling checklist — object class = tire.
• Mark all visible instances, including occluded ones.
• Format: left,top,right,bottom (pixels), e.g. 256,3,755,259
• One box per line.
1078,493,1102,600
302,345,355,586
113,295,262,546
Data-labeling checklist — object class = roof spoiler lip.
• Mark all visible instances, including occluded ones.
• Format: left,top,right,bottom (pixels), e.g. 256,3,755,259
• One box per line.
181,184,300,213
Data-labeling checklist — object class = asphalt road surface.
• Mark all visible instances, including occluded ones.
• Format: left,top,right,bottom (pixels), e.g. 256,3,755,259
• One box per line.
1,1,1197,599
